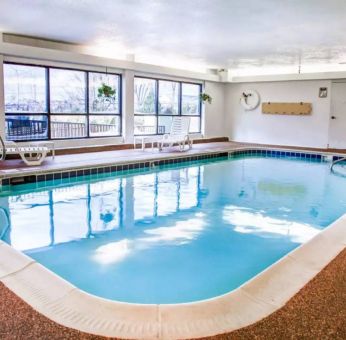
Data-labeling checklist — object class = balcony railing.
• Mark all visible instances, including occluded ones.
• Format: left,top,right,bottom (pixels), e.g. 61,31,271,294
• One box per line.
51,121,86,139
5,118,118,140
6,117,48,140
50,121,119,138
5,117,166,140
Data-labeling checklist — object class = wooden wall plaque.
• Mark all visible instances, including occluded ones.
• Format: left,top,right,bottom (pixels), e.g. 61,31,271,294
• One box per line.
262,102,312,115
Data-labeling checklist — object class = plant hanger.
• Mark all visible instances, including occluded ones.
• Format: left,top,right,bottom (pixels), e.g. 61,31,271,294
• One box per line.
98,66,115,99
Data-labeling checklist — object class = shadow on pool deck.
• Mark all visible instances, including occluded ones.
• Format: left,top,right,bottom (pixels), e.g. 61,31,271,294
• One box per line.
0,248,345,340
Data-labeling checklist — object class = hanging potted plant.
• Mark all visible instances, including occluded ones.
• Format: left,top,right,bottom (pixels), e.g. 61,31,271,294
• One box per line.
200,92,212,104
98,83,116,98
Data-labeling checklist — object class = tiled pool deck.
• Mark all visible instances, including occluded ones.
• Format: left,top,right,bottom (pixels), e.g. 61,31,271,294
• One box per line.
0,140,346,339
0,249,345,339
0,141,237,176
1,141,346,185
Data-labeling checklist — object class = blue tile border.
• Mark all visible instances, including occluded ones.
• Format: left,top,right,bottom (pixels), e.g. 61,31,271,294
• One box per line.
228,149,324,161
0,152,229,188
0,149,338,189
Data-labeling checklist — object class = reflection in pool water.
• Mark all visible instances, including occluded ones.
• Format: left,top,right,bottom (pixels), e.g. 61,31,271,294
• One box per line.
1,156,346,303
223,206,319,243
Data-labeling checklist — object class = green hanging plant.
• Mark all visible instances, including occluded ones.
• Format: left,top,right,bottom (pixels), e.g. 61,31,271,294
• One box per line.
98,83,116,98
200,92,212,104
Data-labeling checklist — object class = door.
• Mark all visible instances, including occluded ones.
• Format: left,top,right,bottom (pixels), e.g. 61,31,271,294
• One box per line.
329,82,346,149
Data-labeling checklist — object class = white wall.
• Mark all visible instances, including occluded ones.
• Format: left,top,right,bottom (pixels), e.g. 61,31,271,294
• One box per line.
225,80,332,148
0,41,219,82
203,81,226,138
123,70,135,144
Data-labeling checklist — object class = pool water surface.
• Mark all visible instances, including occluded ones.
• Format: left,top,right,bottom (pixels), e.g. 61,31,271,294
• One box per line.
1,155,345,304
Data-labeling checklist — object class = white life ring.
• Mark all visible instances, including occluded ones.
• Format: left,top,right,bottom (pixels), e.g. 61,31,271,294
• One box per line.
240,90,260,110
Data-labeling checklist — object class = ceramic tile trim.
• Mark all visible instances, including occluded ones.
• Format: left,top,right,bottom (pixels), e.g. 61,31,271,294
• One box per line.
0,151,229,187
0,212,345,339
0,144,340,188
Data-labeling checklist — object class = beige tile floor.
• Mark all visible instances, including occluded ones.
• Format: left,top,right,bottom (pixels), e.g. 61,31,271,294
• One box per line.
2,140,346,178
0,142,246,177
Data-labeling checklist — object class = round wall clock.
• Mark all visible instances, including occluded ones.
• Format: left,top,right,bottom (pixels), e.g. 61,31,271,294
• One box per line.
240,90,260,110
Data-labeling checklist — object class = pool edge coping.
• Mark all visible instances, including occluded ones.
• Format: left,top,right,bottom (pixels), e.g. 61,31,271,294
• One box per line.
0,143,342,183
0,147,345,339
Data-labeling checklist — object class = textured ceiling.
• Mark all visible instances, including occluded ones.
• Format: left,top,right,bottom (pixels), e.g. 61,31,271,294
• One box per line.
1,0,346,73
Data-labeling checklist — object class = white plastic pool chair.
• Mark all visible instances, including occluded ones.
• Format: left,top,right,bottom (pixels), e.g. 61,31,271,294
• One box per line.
0,136,53,166
159,117,192,152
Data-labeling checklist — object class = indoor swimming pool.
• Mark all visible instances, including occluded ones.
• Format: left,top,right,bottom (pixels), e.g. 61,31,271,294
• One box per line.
1,153,345,304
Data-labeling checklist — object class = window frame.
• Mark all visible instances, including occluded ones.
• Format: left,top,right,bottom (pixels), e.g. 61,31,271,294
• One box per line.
4,62,122,142
134,76,202,136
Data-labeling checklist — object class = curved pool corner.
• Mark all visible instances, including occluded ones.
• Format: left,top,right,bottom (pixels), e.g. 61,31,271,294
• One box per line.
0,213,345,340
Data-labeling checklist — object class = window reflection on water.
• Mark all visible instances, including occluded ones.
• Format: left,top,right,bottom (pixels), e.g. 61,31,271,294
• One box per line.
1,166,203,252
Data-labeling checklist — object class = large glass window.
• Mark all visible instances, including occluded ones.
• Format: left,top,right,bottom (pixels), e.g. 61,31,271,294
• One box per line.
4,64,48,141
134,116,157,135
4,64,47,113
89,72,120,114
50,69,86,113
50,116,87,139
89,115,120,137
182,83,200,115
134,78,156,115
158,80,179,115
5,115,49,141
4,63,122,141
134,77,202,135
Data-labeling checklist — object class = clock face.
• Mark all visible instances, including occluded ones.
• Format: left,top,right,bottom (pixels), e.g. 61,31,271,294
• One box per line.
240,90,260,110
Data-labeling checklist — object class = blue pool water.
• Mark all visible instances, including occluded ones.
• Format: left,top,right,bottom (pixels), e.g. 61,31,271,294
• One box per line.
1,155,346,304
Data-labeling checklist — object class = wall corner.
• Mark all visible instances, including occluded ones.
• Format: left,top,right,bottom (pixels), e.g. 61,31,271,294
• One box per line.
0,55,5,139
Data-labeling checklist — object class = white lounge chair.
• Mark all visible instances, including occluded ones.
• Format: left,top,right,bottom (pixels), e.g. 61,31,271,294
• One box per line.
159,117,192,152
0,136,54,166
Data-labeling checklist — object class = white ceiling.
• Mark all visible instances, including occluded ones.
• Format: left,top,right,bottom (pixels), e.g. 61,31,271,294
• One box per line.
1,0,346,74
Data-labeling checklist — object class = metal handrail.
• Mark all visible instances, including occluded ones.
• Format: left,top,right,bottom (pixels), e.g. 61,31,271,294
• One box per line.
0,136,6,161
0,207,10,241
330,157,346,171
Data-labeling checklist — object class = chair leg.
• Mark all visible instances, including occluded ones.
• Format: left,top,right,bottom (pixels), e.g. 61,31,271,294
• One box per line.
188,137,193,149
20,151,47,166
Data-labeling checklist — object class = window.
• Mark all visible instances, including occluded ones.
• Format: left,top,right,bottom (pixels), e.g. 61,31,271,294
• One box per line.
50,69,86,114
4,63,122,141
4,64,48,141
134,77,201,135
134,77,156,115
50,116,87,139
158,80,179,115
134,116,157,135
182,83,200,115
89,72,120,114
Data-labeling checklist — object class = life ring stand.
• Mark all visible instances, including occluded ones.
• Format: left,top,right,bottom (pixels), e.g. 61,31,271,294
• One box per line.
240,90,260,110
